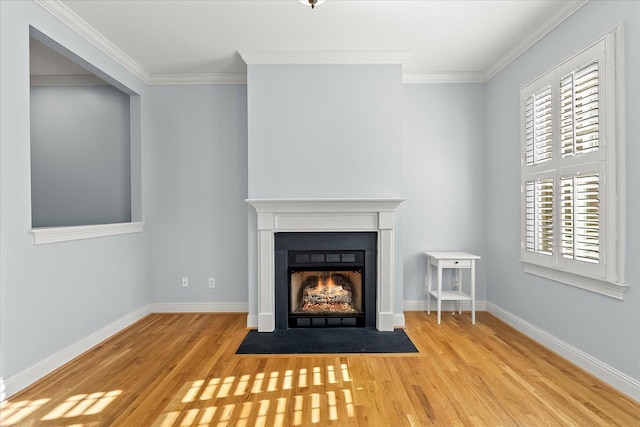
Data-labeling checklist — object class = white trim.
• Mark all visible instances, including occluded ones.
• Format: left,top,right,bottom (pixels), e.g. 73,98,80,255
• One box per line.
34,0,150,83
483,0,589,81
519,26,625,298
378,312,396,331
1,303,250,400
487,302,640,402
393,313,406,328
143,72,485,85
2,305,151,400
522,262,627,300
612,24,626,286
247,198,405,215
30,222,145,245
147,73,247,85
34,1,586,86
149,302,249,313
247,198,405,332
247,314,258,329
238,50,411,66
404,299,488,312
403,72,485,84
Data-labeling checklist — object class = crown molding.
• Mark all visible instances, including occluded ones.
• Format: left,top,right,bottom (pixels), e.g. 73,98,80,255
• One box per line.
403,72,485,84
146,72,248,85
140,71,489,85
34,0,151,84
146,71,485,85
483,0,589,81
238,50,412,65
36,0,587,86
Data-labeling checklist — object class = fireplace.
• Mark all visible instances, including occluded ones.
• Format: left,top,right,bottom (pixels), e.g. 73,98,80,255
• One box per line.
247,198,404,332
275,232,376,329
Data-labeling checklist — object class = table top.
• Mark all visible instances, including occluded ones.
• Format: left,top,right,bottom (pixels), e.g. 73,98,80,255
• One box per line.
424,251,481,260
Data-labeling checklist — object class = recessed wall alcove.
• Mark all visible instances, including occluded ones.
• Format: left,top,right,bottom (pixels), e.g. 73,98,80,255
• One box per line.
28,27,144,245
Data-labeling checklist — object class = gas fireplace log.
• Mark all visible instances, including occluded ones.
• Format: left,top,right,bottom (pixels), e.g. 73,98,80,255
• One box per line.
297,302,357,313
298,273,356,313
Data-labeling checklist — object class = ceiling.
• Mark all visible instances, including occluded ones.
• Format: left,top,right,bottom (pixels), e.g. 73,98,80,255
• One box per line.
36,0,587,84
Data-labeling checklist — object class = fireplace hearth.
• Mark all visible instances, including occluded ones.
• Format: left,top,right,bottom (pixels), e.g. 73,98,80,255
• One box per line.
275,232,376,329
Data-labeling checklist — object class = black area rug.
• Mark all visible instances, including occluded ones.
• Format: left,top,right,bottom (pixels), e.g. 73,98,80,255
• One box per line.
236,328,418,354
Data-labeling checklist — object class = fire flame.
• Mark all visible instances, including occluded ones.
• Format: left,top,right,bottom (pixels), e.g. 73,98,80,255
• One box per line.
312,274,341,294
309,274,337,293
324,275,336,289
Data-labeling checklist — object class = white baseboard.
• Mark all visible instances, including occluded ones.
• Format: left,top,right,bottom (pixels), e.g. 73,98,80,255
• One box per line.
2,302,250,400
403,299,488,312
149,302,249,313
487,302,640,402
394,312,406,328
2,305,151,400
246,314,258,329
13,300,634,405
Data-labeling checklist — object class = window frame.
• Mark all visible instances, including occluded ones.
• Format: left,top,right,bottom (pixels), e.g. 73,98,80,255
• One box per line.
519,25,626,299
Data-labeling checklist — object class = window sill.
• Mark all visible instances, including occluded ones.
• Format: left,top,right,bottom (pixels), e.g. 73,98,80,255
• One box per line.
30,222,145,245
522,262,627,300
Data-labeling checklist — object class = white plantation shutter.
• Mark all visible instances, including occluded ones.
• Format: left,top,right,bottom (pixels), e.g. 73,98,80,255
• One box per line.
561,174,599,263
520,28,624,297
525,86,553,165
525,179,554,255
522,57,602,267
560,61,599,157
558,59,601,266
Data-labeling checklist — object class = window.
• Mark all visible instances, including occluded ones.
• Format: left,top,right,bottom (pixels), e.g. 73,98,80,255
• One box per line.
520,26,626,299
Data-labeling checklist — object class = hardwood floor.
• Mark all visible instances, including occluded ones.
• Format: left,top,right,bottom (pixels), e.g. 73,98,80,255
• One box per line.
2,311,639,426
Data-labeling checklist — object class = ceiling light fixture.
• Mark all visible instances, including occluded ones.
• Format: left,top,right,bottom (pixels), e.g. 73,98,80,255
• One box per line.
300,0,325,9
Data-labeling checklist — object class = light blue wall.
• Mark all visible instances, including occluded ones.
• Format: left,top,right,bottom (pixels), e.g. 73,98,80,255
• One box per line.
402,84,486,302
0,0,150,386
246,63,405,321
247,64,403,199
485,0,640,379
31,85,132,227
148,85,248,304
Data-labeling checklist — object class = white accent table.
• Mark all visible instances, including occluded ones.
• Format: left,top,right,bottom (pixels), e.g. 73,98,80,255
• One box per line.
425,251,481,325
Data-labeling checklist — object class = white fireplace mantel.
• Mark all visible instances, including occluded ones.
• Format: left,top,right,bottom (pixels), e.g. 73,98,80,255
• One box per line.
247,198,405,332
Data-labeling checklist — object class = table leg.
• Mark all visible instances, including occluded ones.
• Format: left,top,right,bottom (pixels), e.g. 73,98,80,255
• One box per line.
426,258,432,315
471,261,476,325
456,268,462,314
437,265,442,324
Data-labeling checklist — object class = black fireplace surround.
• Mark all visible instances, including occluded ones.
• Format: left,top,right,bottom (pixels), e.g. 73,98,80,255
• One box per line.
275,232,377,329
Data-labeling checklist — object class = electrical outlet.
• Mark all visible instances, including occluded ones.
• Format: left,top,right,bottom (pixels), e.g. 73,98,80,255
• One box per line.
182,277,189,287
208,277,216,288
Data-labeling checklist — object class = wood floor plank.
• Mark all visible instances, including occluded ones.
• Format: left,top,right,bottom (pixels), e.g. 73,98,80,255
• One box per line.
2,311,639,426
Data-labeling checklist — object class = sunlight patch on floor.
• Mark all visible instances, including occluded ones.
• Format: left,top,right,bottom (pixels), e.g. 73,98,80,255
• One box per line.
155,363,356,426
41,390,122,421
1,390,121,425
1,398,50,425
